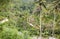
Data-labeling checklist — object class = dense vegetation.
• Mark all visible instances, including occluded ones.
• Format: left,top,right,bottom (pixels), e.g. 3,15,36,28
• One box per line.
0,0,60,39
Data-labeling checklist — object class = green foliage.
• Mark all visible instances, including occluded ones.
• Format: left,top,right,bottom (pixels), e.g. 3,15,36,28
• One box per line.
0,26,32,39
0,0,60,39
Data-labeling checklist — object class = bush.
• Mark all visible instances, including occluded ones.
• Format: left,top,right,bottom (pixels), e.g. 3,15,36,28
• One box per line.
0,26,32,39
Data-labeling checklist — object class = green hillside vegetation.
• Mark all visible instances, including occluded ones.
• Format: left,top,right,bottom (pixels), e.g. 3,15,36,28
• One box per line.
0,0,60,39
